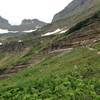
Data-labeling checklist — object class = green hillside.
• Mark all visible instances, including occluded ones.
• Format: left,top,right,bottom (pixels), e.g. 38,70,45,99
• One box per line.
0,13,100,99
0,41,100,99
0,4,100,100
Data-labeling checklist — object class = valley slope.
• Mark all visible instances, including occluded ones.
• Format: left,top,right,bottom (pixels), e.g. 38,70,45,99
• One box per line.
0,0,100,99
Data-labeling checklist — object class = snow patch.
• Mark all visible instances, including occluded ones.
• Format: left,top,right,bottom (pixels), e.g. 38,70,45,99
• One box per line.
0,42,3,45
60,29,68,34
0,28,38,34
0,28,8,33
42,29,61,36
9,31,18,33
42,28,69,37
0,29,19,33
23,29,37,33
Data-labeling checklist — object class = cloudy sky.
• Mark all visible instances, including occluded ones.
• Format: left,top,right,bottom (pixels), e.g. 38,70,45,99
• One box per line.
0,0,73,25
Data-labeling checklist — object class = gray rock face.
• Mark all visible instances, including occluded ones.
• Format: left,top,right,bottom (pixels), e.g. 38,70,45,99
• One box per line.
0,16,11,29
10,19,47,31
52,0,99,22
0,17,47,32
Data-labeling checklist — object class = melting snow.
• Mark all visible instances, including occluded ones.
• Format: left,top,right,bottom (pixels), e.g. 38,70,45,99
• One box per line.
0,28,19,33
9,31,18,33
23,29,37,33
0,42,3,45
42,29,61,36
42,28,69,37
0,28,9,33
60,29,68,34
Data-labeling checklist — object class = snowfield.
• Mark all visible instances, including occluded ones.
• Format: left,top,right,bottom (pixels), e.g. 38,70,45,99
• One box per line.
42,28,68,37
0,42,3,45
0,28,9,33
42,29,61,36
0,28,37,34
60,29,68,34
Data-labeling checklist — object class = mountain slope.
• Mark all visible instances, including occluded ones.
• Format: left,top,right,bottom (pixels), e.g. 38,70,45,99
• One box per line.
30,0,100,37
53,0,100,26
0,11,100,99
0,17,47,33
0,16,11,29
0,40,100,100
10,19,47,32
0,1,100,99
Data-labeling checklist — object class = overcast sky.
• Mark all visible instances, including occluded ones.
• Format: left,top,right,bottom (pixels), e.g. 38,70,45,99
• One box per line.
0,0,73,25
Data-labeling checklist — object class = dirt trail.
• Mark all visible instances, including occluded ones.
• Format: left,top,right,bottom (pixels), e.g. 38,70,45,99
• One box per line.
0,48,74,79
49,48,73,54
0,63,31,79
0,34,100,79
0,45,98,79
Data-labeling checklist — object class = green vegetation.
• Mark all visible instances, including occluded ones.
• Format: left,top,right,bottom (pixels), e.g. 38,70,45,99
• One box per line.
0,11,100,99
0,2,100,100
0,42,100,99
0,73,100,100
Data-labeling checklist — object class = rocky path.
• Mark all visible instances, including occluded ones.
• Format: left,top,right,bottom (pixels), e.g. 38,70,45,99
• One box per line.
0,62,31,79
0,37,100,79
49,48,73,54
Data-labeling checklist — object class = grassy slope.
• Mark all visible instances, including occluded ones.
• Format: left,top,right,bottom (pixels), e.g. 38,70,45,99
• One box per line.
0,42,100,99
0,48,31,69
0,33,66,71
0,11,100,100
